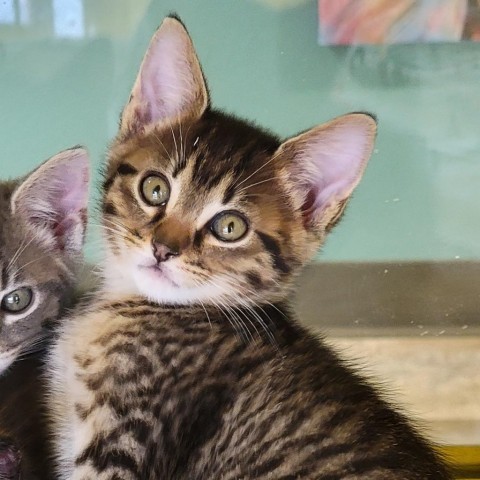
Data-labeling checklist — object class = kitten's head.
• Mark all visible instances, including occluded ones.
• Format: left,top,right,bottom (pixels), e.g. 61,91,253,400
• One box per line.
102,17,376,307
0,148,89,373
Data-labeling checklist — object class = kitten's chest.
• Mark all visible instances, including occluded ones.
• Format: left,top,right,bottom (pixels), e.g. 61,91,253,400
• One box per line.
57,306,241,402
51,307,211,467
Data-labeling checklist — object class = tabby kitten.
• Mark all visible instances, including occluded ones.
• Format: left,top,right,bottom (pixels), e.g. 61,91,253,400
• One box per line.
0,147,89,480
48,17,451,479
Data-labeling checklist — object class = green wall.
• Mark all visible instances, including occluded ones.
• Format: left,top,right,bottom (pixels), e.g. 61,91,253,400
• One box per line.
1,0,479,261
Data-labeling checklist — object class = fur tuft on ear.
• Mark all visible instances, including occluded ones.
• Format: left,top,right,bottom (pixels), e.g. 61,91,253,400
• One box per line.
279,113,377,232
120,16,208,136
11,147,90,255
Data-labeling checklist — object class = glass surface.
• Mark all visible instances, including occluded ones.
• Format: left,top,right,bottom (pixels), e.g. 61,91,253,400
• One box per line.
0,0,479,453
1,0,480,262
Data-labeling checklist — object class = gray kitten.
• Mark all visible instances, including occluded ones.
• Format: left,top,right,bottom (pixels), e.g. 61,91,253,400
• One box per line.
0,147,89,480
0,147,89,373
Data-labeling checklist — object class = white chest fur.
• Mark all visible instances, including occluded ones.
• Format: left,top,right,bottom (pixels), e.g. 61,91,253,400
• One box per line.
48,307,117,479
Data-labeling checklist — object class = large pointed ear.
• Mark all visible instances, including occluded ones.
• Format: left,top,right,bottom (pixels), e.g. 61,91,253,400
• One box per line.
11,147,90,255
279,113,376,233
120,16,209,136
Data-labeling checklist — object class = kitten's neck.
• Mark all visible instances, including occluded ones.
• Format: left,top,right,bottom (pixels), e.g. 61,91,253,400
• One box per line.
93,287,293,344
98,288,286,316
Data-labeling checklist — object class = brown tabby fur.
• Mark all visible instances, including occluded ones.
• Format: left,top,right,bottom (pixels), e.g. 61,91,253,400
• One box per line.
48,16,452,480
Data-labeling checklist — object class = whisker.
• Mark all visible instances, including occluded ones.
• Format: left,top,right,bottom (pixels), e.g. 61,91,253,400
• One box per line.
234,149,282,189
90,225,136,246
212,274,280,349
7,235,38,274
152,131,176,169
7,237,27,272
168,117,180,166
200,277,258,345
16,333,51,360
191,278,212,329
179,119,184,168
13,253,52,277
209,296,250,344
102,218,137,235
237,176,277,194
221,272,285,312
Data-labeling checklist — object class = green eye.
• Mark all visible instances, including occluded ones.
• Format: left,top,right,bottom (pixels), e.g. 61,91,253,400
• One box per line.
211,211,249,242
140,174,170,206
1,287,33,313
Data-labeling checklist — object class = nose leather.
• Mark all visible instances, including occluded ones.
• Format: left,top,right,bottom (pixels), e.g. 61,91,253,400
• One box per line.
151,241,178,263
151,218,191,263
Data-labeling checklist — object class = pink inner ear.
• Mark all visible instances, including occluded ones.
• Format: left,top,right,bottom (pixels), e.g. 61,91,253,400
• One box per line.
13,148,90,253
141,32,191,121
52,161,89,216
301,189,318,227
289,117,375,227
49,163,89,249
47,159,89,250
53,214,82,251
121,18,207,134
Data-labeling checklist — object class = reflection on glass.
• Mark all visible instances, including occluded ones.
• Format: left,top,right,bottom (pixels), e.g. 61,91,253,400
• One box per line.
18,0,31,25
53,0,84,38
0,0,15,24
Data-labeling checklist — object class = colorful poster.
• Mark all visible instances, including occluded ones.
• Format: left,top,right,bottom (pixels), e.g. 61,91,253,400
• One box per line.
318,0,480,45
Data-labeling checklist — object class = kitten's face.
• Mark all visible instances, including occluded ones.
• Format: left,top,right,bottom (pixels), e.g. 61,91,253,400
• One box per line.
0,149,89,373
102,18,376,308
0,185,68,371
103,115,307,306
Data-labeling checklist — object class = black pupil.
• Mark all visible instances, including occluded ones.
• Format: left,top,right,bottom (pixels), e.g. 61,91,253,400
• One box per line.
153,185,161,198
227,221,235,233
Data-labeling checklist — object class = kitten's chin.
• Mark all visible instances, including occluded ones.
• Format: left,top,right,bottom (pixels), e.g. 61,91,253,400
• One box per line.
102,255,229,306
101,255,188,304
132,264,234,306
131,264,195,305
140,264,180,288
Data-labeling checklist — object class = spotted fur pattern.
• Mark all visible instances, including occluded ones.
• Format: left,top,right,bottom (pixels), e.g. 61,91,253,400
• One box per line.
48,16,452,480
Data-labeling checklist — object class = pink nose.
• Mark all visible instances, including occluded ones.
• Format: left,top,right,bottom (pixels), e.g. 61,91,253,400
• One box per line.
152,240,179,263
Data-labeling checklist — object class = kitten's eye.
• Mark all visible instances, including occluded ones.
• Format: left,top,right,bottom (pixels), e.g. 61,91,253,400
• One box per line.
140,174,170,206
1,288,33,314
211,211,249,242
